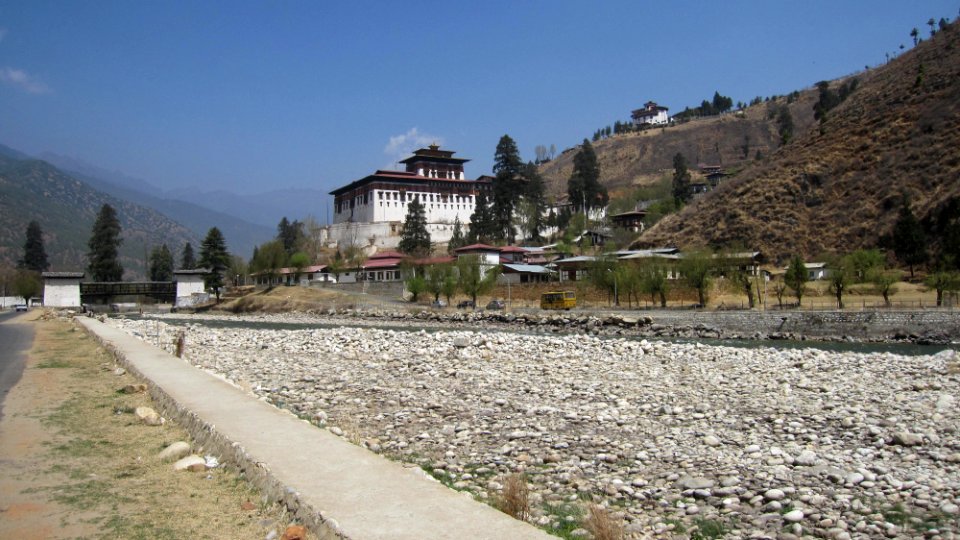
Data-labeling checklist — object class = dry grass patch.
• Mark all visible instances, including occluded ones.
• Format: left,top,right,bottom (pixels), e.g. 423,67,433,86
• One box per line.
584,504,624,540
496,473,530,521
14,315,313,539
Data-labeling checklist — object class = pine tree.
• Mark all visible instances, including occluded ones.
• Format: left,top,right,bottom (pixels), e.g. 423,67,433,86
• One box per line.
398,196,431,256
492,135,523,242
180,242,197,269
149,244,174,281
19,220,49,272
521,162,546,241
87,203,124,281
892,197,927,278
567,139,607,216
671,153,692,205
467,192,496,244
777,105,794,145
199,227,230,301
448,216,466,251
277,217,303,256
785,255,809,305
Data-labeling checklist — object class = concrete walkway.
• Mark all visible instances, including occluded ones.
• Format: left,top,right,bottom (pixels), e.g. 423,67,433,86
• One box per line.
78,317,552,540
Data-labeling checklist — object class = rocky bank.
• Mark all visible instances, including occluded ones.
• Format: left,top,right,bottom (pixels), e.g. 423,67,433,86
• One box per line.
107,314,960,539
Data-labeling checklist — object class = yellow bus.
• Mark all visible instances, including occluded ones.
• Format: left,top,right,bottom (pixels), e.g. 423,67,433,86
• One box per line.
540,291,576,310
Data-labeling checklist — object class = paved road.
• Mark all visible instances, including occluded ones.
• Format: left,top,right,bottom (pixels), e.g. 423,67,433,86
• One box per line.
0,311,33,420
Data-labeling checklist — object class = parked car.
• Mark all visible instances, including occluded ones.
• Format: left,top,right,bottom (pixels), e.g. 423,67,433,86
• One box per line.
486,299,505,310
14,304,28,312
456,300,475,309
431,299,447,308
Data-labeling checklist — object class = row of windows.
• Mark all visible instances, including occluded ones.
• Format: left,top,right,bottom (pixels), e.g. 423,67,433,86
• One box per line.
379,201,471,210
377,191,473,204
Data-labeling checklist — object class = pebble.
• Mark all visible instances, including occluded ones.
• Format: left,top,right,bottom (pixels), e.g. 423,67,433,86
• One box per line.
783,509,805,522
108,314,960,538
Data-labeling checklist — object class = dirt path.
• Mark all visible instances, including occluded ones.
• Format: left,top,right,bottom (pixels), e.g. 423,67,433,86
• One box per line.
0,311,313,539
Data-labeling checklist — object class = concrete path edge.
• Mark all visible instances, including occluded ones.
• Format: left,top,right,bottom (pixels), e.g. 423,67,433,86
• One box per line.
76,316,554,540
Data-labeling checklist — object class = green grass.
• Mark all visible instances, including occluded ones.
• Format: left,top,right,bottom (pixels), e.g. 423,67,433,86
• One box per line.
52,437,114,458
35,358,74,368
542,502,585,539
690,517,729,540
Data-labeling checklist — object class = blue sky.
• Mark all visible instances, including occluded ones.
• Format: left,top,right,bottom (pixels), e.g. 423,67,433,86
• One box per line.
0,1,955,197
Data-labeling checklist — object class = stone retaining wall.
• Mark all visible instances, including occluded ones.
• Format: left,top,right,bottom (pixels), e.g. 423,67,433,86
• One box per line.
642,309,960,340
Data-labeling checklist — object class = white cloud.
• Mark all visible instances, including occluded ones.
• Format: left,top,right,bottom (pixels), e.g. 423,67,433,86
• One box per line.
383,127,443,168
0,67,51,94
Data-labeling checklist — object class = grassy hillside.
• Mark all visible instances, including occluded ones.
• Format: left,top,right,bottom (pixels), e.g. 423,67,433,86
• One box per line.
0,155,199,279
635,22,960,263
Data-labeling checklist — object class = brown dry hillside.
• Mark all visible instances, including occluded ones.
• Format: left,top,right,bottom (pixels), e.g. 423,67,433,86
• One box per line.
635,22,960,263
538,90,818,199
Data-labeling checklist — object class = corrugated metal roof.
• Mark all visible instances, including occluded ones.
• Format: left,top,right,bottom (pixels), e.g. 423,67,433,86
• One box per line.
502,264,554,274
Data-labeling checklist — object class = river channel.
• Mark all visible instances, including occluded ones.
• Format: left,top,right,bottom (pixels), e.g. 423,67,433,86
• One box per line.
123,313,955,357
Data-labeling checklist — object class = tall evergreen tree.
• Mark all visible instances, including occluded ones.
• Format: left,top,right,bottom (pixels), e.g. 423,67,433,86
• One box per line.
892,197,927,278
671,153,692,205
448,216,466,251
567,139,607,215
491,135,524,242
776,105,795,145
149,244,174,281
521,161,546,241
467,191,496,244
398,196,431,256
199,227,230,301
180,242,197,270
19,220,49,272
785,255,809,305
277,217,304,256
87,203,124,281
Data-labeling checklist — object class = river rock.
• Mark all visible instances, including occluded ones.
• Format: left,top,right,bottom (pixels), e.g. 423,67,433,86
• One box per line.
158,441,191,461
173,454,207,471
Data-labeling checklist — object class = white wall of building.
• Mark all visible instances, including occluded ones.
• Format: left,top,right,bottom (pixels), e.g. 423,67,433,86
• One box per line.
323,221,460,250
1,296,27,308
43,280,82,307
334,189,477,225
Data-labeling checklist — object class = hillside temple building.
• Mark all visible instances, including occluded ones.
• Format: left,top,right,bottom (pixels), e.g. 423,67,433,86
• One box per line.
324,145,491,249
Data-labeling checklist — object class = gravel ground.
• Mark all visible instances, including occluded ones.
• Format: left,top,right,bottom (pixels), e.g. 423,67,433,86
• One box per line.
108,314,960,539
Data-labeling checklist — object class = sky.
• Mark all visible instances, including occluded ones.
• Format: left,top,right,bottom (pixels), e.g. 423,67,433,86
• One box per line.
0,1,956,198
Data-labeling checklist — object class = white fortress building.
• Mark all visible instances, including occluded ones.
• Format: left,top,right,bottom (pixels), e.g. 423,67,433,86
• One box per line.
631,101,670,126
325,145,492,249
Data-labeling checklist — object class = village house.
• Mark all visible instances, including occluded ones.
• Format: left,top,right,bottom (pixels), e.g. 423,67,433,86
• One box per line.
631,101,670,126
610,209,647,233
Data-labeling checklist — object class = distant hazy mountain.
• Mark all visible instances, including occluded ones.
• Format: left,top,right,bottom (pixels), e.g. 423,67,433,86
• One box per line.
36,152,275,259
0,153,198,278
165,187,331,228
39,151,165,197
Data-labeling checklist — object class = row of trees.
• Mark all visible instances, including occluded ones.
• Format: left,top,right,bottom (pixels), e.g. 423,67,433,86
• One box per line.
7,204,231,302
404,255,500,306
673,91,735,122
580,247,937,311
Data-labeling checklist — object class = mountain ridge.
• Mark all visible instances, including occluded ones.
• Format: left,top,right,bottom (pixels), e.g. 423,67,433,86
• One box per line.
0,154,199,278
634,21,960,262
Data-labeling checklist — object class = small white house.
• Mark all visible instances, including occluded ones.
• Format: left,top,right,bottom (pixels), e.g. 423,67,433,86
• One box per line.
174,269,209,307
453,243,501,279
804,262,829,280
41,272,84,307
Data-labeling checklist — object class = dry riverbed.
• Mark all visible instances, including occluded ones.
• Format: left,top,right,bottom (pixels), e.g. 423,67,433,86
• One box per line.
110,314,960,539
